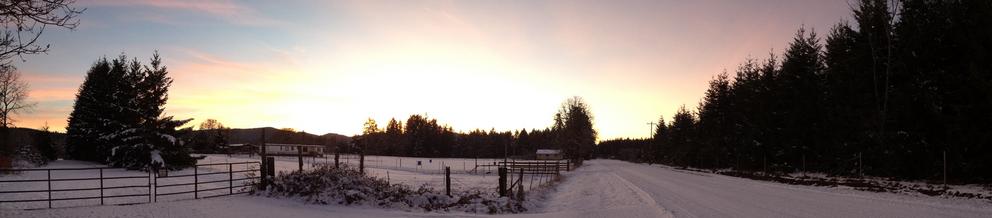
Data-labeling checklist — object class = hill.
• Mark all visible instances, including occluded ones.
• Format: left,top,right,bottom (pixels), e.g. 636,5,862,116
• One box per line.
202,127,351,146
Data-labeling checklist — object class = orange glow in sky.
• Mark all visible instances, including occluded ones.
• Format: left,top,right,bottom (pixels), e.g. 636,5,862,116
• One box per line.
18,0,852,139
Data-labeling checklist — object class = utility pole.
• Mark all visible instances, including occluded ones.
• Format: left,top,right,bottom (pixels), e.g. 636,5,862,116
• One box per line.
260,128,268,188
943,150,947,187
261,128,266,161
647,122,656,138
858,152,863,178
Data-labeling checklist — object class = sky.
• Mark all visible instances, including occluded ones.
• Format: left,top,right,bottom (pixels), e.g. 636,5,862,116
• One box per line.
17,0,854,139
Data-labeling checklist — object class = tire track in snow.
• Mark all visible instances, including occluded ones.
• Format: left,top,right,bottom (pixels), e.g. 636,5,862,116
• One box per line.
593,159,992,218
538,162,674,218
607,168,674,217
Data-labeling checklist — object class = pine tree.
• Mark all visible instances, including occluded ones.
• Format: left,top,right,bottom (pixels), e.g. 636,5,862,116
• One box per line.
385,118,403,156
34,124,57,160
66,52,194,169
776,26,827,172
553,96,597,160
668,105,697,168
66,58,114,162
697,71,734,168
651,116,668,163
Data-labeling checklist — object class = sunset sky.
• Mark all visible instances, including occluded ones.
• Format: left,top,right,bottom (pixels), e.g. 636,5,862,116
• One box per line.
18,0,852,139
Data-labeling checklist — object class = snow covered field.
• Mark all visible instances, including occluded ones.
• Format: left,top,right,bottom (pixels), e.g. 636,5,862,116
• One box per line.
1,154,557,210
5,159,992,217
201,154,558,193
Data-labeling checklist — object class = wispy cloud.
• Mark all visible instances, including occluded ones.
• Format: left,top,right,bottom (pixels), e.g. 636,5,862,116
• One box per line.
85,0,284,26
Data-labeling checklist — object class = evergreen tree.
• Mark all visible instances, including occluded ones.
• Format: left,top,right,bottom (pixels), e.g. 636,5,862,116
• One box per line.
651,116,668,163
727,57,767,171
34,124,57,160
66,53,194,169
553,96,597,160
649,0,992,183
775,26,827,172
697,71,734,168
65,58,114,162
668,105,697,168
385,118,403,156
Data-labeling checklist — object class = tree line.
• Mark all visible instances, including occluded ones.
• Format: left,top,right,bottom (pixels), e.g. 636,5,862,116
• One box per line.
599,0,992,183
356,96,597,160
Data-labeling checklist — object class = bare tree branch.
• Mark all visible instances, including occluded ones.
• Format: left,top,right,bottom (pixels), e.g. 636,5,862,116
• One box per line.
0,64,33,128
0,0,83,63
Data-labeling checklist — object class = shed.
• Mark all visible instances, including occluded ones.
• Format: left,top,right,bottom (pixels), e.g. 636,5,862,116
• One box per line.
536,149,563,160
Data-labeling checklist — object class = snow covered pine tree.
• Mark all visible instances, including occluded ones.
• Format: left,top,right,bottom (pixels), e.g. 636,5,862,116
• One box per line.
66,53,195,170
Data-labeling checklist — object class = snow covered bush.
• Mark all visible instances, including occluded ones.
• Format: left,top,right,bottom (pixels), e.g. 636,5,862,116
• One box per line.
13,144,47,166
257,165,525,214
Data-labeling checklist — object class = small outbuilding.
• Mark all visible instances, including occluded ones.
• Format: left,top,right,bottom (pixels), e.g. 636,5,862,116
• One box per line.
259,143,325,156
536,149,563,160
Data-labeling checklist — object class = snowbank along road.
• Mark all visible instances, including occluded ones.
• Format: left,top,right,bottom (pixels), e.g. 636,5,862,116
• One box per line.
4,159,992,218
554,159,992,218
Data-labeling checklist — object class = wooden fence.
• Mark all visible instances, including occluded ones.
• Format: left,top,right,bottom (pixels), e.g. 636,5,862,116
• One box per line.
0,161,259,209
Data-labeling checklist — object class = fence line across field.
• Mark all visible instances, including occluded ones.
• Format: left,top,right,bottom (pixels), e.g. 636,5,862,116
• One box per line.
309,153,571,196
0,161,260,210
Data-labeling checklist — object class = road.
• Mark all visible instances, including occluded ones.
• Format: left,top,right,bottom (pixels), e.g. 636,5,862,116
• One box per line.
5,159,991,218
541,159,992,218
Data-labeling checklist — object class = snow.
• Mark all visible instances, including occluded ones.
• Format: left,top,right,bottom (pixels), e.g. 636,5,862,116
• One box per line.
0,159,256,210
536,149,561,155
538,161,673,217
158,133,176,144
149,150,163,166
197,154,531,193
4,158,992,217
556,159,992,218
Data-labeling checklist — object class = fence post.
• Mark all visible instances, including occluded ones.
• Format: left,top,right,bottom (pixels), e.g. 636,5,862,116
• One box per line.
47,169,51,208
268,157,275,179
498,167,507,197
298,147,304,172
359,153,365,174
229,163,234,194
517,168,524,201
151,170,156,203
194,166,198,199
334,152,340,168
261,157,274,190
100,168,104,205
802,154,807,177
445,167,451,197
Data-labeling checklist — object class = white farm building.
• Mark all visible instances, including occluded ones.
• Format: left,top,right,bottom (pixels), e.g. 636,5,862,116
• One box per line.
536,149,563,160
262,143,325,156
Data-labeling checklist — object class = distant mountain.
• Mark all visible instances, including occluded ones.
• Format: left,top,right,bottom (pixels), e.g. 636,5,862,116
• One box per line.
198,127,351,146
7,127,66,145
0,127,66,157
1,126,350,159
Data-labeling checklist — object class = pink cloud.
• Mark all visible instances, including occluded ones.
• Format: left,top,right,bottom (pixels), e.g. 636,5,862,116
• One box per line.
85,0,283,26
28,88,77,101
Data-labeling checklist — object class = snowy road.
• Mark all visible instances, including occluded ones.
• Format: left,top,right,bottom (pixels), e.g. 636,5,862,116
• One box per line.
5,159,992,217
555,159,992,218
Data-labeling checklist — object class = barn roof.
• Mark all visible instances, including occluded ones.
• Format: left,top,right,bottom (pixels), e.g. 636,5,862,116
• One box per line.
536,149,562,155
